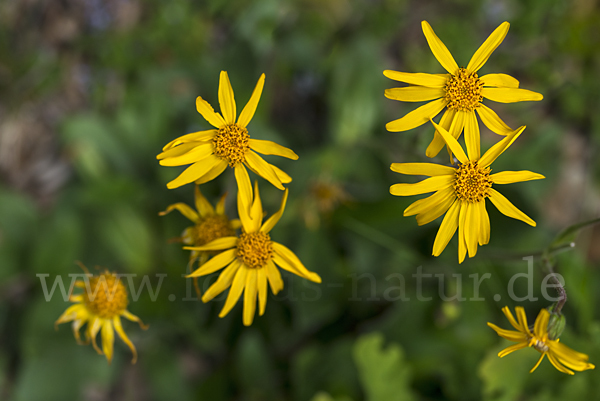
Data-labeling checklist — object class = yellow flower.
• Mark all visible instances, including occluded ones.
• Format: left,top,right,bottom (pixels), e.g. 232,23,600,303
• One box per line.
157,71,298,212
185,182,321,326
390,119,544,263
55,268,148,364
384,21,543,160
488,306,595,375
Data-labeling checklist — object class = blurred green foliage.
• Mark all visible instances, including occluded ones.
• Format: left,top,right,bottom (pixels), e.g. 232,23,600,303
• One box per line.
0,0,599,400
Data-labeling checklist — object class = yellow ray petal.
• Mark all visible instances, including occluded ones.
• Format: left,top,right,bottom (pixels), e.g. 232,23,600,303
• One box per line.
159,142,213,166
498,342,528,358
157,143,201,160
390,175,454,197
464,111,480,160
248,180,263,233
196,96,226,128
404,186,455,217
515,307,530,335
265,260,284,294
272,242,321,283
101,319,115,364
112,316,137,364
219,267,248,317
184,236,238,252
245,151,285,190
421,21,459,74
482,87,543,103
215,192,228,215
458,202,468,263
162,130,216,151
159,203,199,223
187,249,237,277
501,306,524,332
385,87,445,102
487,322,528,342
237,73,265,128
202,259,242,302
218,71,236,124
475,104,512,136
390,162,455,176
383,70,448,87
479,126,525,168
425,108,457,158
257,268,267,316
529,353,546,373
55,304,85,328
249,139,298,160
271,164,292,184
547,353,575,375
88,317,103,354
490,170,545,185
386,98,447,132
166,156,222,189
466,22,510,73
194,159,228,185
72,319,87,344
261,188,289,233
547,341,591,364
194,185,215,217
243,269,258,326
415,193,456,226
533,308,550,338
488,189,536,226
478,200,490,245
480,73,519,88
465,202,480,258
432,199,460,256
235,163,253,222
121,310,149,330
429,118,469,164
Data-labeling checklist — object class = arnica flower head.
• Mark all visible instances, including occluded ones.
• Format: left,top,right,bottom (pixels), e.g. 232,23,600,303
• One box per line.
389,119,544,263
184,181,321,326
55,267,148,364
384,21,543,161
488,306,595,375
157,71,298,211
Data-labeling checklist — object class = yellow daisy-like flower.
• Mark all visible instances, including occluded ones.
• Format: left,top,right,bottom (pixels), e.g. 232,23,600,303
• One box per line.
184,182,322,326
157,71,298,211
390,119,544,263
384,21,543,160
55,268,148,364
488,306,595,375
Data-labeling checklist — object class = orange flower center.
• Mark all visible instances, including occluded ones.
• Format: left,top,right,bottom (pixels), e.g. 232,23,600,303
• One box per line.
444,68,483,111
213,123,250,167
454,161,492,203
191,215,235,246
83,273,128,318
236,231,272,269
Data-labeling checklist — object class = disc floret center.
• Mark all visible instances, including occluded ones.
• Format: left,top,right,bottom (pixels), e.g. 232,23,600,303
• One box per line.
236,231,273,269
444,68,483,111
213,124,250,167
454,161,492,202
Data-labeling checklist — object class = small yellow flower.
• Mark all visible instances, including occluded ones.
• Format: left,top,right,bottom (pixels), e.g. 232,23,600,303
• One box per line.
185,182,321,326
55,268,148,364
157,71,298,212
384,21,543,160
390,119,544,263
488,306,595,375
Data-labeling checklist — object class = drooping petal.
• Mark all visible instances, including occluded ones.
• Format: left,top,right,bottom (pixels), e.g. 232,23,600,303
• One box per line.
464,111,480,160
257,268,268,316
415,193,456,226
162,130,216,151
261,189,289,233
475,104,513,136
158,142,213,166
429,119,469,164
272,242,321,283
529,353,546,373
498,342,528,358
101,319,115,364
184,236,238,252
490,171,545,184
121,310,149,330
533,308,550,339
386,98,447,132
480,73,519,88
112,316,137,364
390,175,454,197
482,87,543,103
194,160,228,185
547,353,575,375
383,70,448,87
158,203,199,223
88,317,103,354
237,74,265,128
432,199,460,256
466,22,510,73
219,267,248,317
465,202,480,258
390,162,455,176
547,341,592,365
479,126,525,168
404,186,455,217
235,164,253,222
187,249,237,277
488,189,536,226
218,71,236,124
196,96,226,128
265,260,284,294
425,108,457,158
243,269,258,326
478,200,490,245
421,21,459,74
55,304,85,327
487,322,529,342
202,259,241,302
166,156,222,189
249,139,299,160
385,87,445,102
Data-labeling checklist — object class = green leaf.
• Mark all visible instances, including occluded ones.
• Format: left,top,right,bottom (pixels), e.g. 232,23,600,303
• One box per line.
550,217,600,248
352,332,415,401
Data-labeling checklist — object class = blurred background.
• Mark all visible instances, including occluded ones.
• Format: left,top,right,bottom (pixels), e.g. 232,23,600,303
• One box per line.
0,0,599,400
